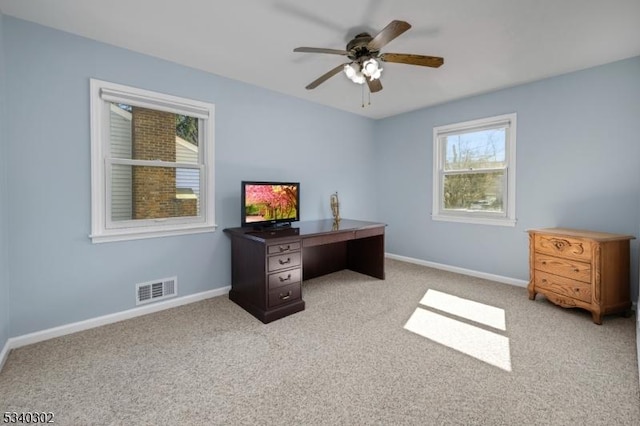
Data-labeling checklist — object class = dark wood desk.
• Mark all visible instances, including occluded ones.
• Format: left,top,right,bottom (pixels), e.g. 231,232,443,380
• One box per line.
224,219,386,323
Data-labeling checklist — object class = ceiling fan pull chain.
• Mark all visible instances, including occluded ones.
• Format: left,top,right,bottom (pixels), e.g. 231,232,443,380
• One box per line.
368,87,371,106
361,83,365,108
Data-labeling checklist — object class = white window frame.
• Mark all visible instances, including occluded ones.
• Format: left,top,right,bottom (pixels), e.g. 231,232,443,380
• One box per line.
90,79,216,243
432,113,516,227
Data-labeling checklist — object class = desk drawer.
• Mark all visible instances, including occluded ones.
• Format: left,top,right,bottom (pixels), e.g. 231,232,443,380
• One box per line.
268,268,301,290
268,252,301,272
268,283,301,308
267,242,301,255
355,227,384,239
303,231,353,247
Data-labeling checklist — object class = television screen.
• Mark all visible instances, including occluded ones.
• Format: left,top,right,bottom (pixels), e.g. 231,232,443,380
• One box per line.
241,181,300,228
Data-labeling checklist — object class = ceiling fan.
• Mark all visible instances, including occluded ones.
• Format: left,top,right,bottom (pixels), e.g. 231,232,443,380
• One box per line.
293,20,443,93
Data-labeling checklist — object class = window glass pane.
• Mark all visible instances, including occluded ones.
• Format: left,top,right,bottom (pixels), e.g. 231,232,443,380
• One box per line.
443,171,504,212
111,165,200,221
444,128,506,171
109,102,199,164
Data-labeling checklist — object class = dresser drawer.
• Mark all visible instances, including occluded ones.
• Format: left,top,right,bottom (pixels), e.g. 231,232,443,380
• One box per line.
268,283,301,308
268,268,301,290
267,242,301,255
268,252,301,272
534,255,591,283
534,270,592,303
534,234,591,262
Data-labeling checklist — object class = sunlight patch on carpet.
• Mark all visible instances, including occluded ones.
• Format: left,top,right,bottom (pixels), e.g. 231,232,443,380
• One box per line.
405,290,512,372
419,289,506,331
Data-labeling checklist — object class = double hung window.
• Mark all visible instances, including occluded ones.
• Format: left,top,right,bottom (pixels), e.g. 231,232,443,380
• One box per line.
432,113,516,226
90,79,216,243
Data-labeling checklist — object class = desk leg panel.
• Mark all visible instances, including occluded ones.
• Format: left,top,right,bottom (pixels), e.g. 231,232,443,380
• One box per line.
229,237,267,309
303,242,348,281
347,235,385,279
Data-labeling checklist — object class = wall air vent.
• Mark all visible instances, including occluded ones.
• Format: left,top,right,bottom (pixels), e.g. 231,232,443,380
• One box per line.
136,276,177,305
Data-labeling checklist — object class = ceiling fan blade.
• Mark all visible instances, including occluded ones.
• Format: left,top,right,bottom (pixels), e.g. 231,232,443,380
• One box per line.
305,63,348,90
294,47,349,55
379,53,444,68
367,20,411,51
366,78,383,93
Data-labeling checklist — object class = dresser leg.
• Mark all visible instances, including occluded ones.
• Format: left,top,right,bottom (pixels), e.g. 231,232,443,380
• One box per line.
591,311,603,325
527,287,536,300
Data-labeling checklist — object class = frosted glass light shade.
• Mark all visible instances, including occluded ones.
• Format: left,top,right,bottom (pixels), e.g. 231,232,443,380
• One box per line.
343,62,366,84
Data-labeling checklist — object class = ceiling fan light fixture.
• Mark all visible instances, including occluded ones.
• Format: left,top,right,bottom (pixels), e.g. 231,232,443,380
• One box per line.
344,63,366,84
343,63,358,79
352,73,366,85
362,58,382,80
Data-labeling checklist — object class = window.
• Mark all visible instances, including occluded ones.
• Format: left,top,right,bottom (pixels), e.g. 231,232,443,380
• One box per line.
90,79,216,243
432,113,516,226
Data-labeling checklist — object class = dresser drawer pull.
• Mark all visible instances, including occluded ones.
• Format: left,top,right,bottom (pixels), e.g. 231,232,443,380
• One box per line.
574,268,580,272
541,279,547,283
542,261,547,265
279,257,291,265
279,291,292,300
279,274,292,283
279,245,291,252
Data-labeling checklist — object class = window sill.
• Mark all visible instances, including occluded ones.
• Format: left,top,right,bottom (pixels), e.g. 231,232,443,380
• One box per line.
432,214,516,227
90,223,217,243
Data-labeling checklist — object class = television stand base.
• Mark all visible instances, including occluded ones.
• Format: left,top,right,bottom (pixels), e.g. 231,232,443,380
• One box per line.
252,222,293,231
248,227,300,238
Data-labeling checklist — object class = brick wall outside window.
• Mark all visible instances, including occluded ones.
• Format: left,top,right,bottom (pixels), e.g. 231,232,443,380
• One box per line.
131,108,196,219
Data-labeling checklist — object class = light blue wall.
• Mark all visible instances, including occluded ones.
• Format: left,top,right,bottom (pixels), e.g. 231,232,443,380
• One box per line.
3,15,639,340
375,56,640,301
3,17,376,336
0,12,10,351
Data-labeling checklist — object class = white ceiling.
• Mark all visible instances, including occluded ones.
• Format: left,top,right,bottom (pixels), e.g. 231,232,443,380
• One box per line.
1,0,639,119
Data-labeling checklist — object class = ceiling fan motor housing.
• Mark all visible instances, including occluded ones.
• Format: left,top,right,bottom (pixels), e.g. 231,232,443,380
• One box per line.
346,33,379,61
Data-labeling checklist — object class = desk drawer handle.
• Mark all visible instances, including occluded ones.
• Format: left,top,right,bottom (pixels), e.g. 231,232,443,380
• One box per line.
541,261,547,265
574,268,580,273
279,274,292,283
279,291,292,300
279,245,291,252
279,257,291,265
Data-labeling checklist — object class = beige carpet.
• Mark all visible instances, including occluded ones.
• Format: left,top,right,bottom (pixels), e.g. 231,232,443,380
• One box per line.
1,259,638,425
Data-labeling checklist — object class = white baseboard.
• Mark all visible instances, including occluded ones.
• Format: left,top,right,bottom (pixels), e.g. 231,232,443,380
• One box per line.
385,252,529,288
0,286,230,371
0,337,10,373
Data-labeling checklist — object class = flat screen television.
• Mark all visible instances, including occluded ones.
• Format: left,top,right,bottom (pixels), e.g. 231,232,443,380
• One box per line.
241,181,300,229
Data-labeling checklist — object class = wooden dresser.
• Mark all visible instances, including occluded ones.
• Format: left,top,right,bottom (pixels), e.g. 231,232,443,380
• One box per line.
527,228,634,324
